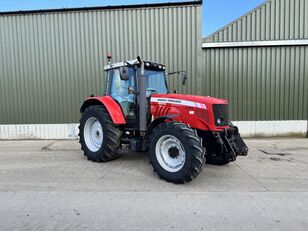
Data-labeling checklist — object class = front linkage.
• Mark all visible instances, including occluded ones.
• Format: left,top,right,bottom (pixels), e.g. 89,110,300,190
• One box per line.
199,123,248,165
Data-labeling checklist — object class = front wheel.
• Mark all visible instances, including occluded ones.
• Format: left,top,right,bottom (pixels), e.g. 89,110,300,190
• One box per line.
149,122,205,184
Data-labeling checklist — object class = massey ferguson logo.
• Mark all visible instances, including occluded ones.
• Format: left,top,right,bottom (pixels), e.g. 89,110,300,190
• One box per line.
156,98,182,104
151,97,207,109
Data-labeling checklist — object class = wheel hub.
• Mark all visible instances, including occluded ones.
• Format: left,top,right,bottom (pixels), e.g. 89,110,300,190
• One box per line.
168,146,179,158
155,135,186,172
83,117,103,152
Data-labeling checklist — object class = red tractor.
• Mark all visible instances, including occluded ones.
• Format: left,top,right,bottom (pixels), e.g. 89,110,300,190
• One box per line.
79,56,248,183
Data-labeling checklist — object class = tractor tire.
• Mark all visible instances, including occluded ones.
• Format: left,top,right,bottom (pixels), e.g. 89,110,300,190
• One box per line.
149,122,206,184
79,105,122,162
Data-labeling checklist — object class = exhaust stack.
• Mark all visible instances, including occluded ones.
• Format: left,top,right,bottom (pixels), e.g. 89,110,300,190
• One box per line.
137,56,147,133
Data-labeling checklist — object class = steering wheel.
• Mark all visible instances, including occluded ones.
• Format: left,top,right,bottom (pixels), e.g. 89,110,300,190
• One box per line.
146,88,157,97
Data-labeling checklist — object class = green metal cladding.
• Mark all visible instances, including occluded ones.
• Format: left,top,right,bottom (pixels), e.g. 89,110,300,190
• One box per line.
0,2,202,124
201,0,308,121
0,0,307,124
201,45,308,121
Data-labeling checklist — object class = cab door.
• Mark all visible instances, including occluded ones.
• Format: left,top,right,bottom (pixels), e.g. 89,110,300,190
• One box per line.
108,68,137,122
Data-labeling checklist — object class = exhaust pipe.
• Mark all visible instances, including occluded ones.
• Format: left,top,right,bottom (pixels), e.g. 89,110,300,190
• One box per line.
137,56,147,133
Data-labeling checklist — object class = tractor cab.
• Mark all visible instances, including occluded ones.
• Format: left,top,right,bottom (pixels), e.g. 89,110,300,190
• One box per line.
104,60,168,124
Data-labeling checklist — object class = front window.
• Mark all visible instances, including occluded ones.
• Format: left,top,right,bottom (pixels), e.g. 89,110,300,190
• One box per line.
144,70,168,94
107,66,168,117
108,67,168,99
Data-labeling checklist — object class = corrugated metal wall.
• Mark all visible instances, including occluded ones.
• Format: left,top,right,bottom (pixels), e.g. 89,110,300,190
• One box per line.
205,0,308,42
0,3,202,124
1,0,307,125
201,46,308,121
202,0,308,121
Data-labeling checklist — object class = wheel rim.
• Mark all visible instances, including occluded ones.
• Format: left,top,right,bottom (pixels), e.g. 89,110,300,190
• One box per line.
155,135,186,172
84,117,103,152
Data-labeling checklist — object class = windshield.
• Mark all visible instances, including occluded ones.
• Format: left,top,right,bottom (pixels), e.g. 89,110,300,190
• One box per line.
108,67,168,102
108,67,168,117
143,69,168,94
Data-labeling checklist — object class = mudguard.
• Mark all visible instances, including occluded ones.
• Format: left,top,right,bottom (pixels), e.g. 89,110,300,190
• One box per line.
147,114,179,135
80,96,126,124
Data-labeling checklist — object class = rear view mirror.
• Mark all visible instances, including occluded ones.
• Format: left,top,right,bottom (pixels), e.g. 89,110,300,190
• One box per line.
166,70,187,85
182,72,188,85
119,66,129,80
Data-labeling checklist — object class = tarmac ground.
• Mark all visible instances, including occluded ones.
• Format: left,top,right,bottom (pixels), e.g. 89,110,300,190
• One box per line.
0,138,307,230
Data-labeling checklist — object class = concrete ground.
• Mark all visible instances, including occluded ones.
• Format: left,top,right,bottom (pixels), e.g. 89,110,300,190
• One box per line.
0,139,307,231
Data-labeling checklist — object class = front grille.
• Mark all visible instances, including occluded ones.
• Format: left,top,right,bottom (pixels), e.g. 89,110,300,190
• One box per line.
213,104,229,126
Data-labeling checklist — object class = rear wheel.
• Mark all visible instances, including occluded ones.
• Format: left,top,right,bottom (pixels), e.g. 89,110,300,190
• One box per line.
79,105,122,162
149,122,205,184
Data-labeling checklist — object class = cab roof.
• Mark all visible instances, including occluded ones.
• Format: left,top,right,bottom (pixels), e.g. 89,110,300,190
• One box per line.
104,59,166,71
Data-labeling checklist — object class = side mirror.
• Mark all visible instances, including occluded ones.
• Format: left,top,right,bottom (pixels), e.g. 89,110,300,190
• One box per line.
182,72,188,85
119,66,129,80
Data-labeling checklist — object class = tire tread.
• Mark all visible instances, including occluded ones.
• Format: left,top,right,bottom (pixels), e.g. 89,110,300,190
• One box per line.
149,121,206,184
79,105,122,162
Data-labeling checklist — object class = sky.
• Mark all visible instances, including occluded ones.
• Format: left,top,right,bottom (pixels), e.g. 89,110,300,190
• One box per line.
0,0,266,37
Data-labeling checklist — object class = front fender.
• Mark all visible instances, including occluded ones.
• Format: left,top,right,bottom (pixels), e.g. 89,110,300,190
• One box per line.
80,96,126,125
147,114,179,135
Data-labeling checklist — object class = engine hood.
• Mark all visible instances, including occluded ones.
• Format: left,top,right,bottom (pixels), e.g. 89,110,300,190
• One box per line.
151,94,228,105
150,93,230,131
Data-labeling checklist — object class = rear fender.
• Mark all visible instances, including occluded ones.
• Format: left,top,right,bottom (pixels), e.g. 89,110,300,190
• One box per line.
80,96,126,124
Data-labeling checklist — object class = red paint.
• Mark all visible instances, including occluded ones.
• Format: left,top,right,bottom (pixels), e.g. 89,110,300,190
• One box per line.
83,96,126,124
82,93,230,131
150,94,229,131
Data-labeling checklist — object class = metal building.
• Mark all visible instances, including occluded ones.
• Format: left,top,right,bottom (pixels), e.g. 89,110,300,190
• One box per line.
0,0,307,138
201,0,308,136
0,1,202,132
